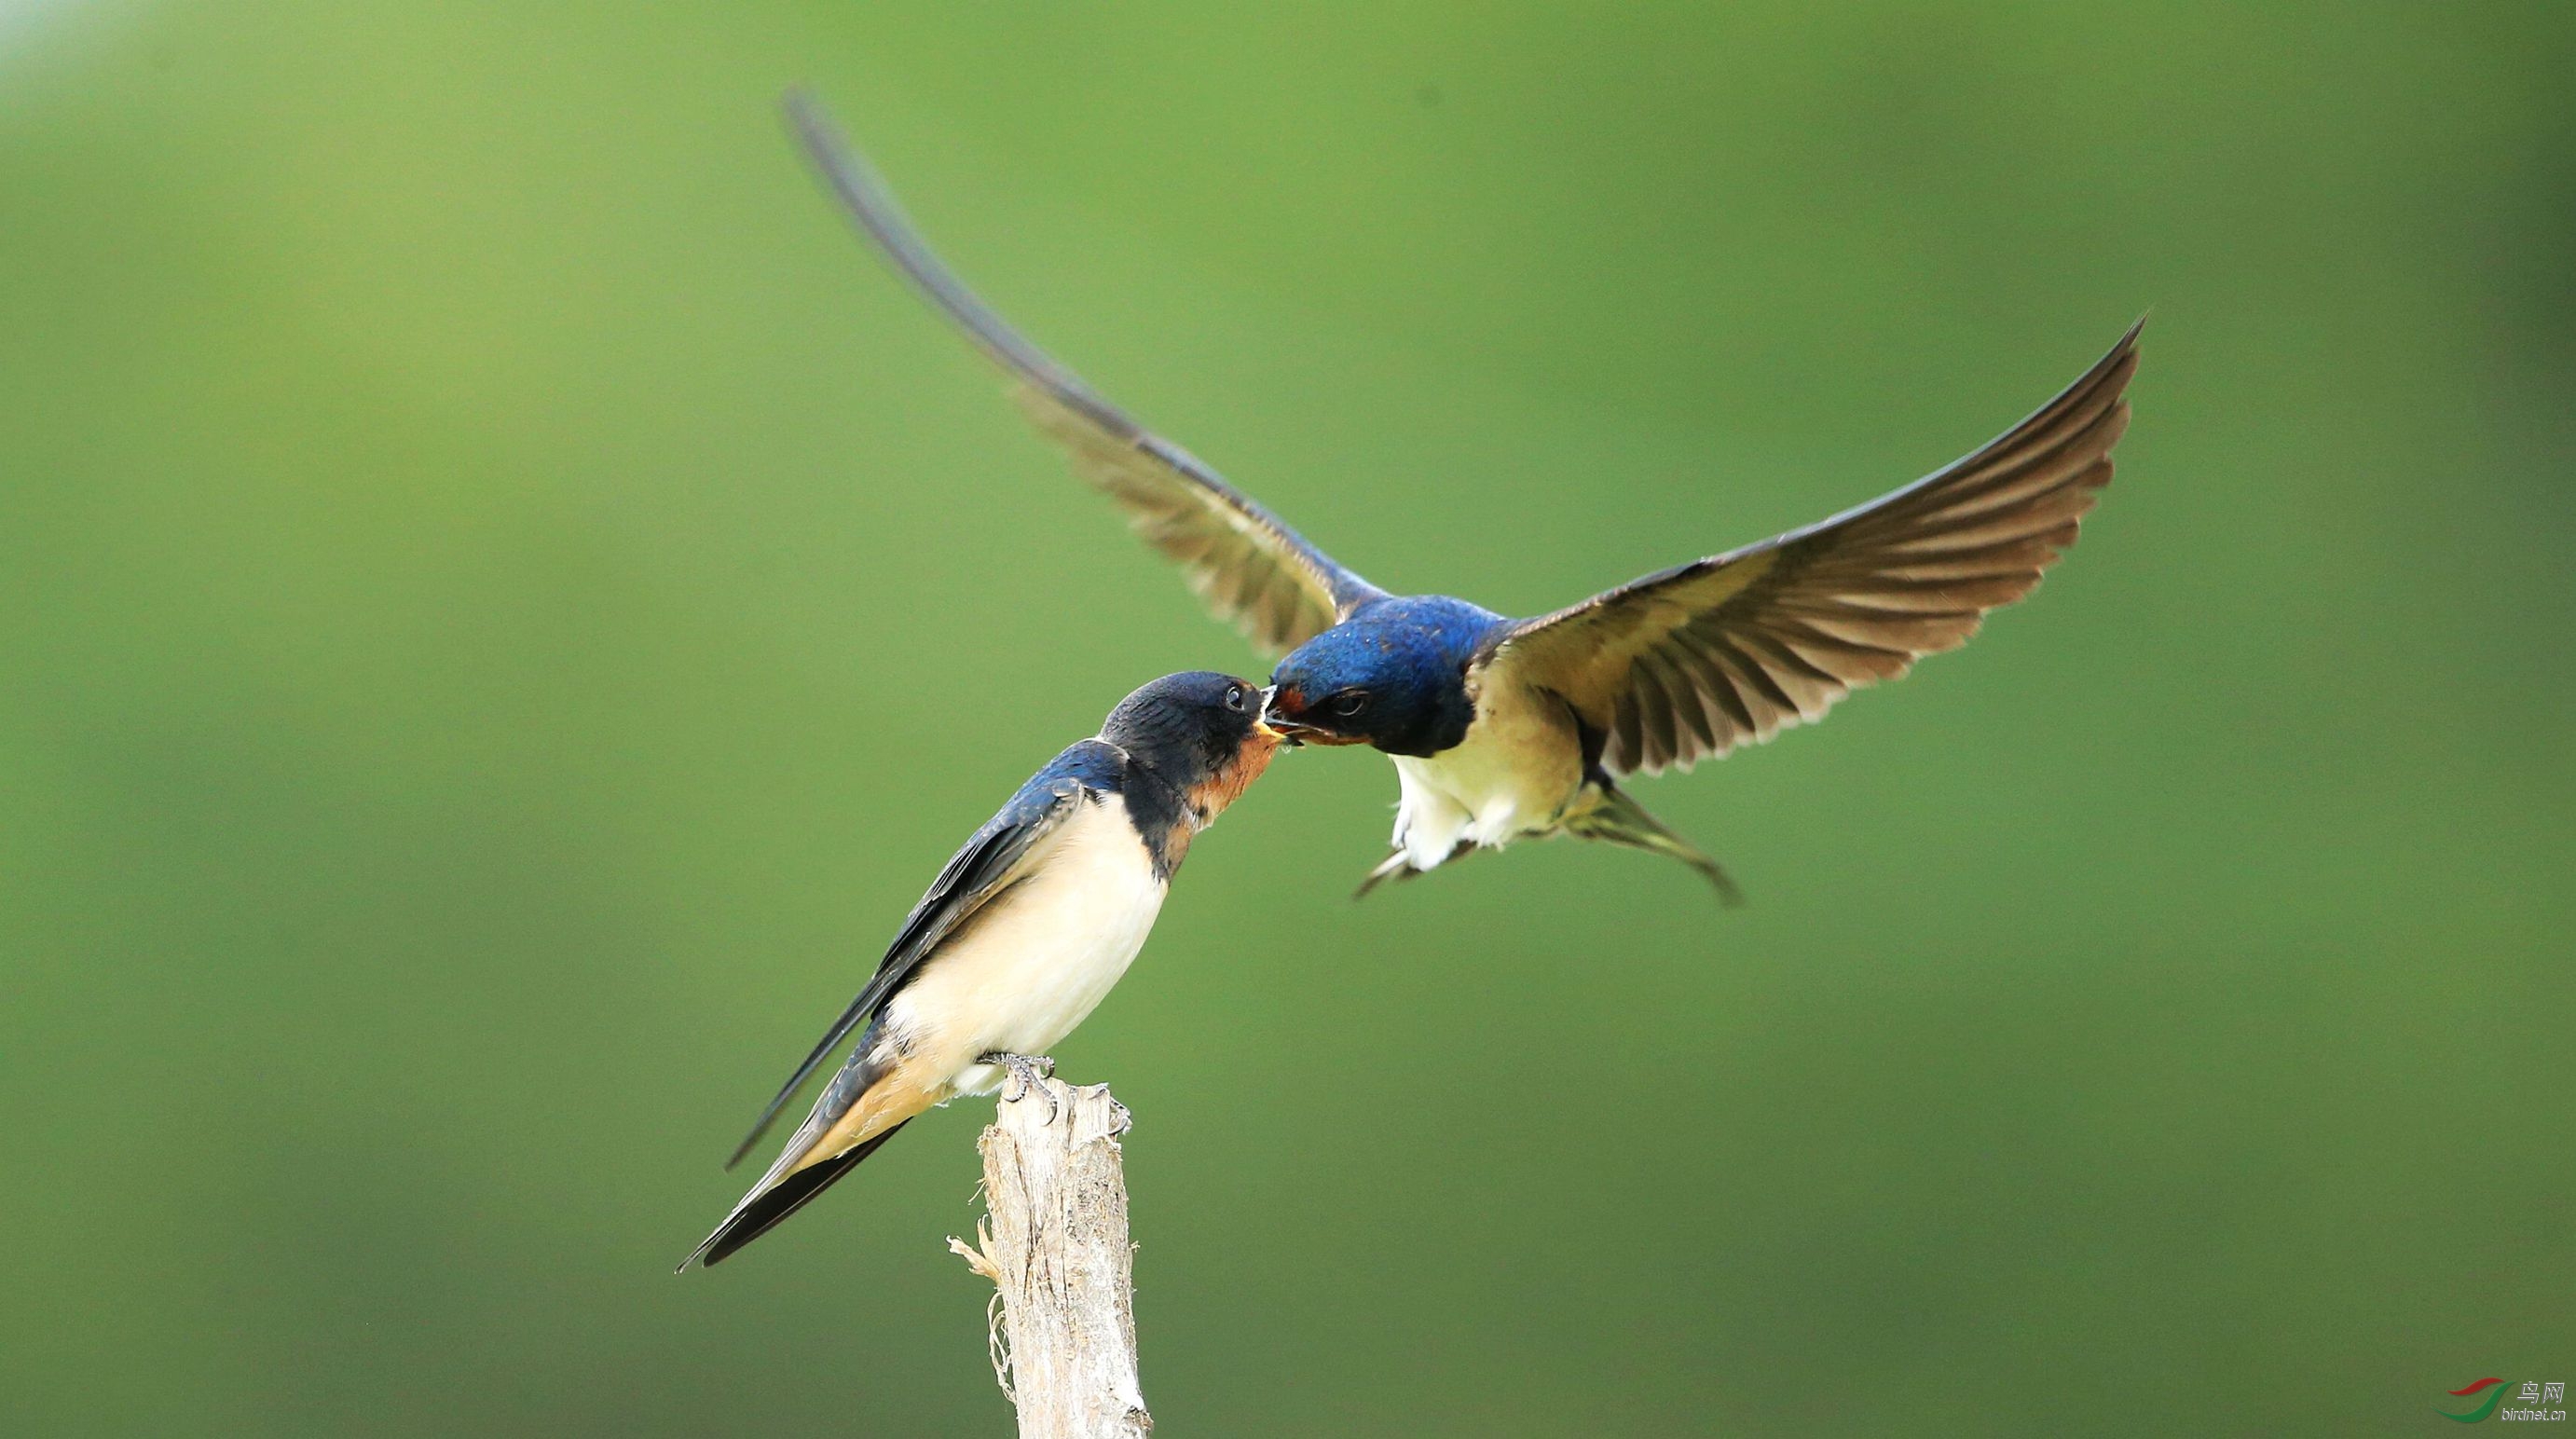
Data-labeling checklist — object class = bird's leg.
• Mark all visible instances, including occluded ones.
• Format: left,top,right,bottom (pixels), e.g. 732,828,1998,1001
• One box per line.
978,1051,1060,1121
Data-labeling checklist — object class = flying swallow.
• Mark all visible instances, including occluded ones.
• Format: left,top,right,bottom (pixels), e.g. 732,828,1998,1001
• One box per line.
682,671,1279,1269
785,93,2139,898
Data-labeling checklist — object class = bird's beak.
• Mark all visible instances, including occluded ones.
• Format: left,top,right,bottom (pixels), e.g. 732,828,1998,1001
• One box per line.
1260,684,1365,746
1256,685,1303,747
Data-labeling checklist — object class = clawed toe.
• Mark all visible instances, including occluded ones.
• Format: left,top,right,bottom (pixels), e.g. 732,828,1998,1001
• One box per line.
977,1051,1060,1120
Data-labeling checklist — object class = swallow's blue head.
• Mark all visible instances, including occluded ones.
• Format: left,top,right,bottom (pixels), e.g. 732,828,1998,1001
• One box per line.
1265,596,1503,758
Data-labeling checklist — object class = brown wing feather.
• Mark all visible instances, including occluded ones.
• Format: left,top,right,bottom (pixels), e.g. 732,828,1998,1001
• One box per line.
786,91,1382,657
1483,321,2142,775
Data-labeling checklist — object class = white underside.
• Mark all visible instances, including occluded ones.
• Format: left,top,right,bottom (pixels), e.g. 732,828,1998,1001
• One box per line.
1390,683,1583,870
880,796,1168,1099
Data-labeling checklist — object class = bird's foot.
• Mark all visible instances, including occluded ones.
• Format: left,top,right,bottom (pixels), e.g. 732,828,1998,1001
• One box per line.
978,1052,1060,1120
1353,840,1473,899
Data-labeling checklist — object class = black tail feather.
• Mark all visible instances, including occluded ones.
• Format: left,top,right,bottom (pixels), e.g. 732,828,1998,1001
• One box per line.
680,1120,912,1272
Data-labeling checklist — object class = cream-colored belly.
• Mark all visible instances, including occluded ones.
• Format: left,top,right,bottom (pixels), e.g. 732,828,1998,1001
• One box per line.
882,799,1168,1099
1390,685,1583,870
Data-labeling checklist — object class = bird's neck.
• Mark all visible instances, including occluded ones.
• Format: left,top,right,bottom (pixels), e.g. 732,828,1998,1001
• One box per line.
1115,756,1203,877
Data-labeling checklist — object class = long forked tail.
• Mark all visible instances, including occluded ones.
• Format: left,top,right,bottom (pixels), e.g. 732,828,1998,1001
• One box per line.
679,1121,912,1272
1565,781,1744,904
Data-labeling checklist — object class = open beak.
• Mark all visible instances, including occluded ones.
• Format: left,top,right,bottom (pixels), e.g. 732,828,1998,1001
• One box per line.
1256,686,1303,747
1260,685,1366,746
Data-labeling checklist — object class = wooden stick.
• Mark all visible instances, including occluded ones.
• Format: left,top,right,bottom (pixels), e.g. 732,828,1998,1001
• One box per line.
950,1075,1152,1438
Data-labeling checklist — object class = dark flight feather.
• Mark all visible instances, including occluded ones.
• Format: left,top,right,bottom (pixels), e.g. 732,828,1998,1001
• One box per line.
1481,321,2142,775
784,90,1383,658
722,747,1116,1169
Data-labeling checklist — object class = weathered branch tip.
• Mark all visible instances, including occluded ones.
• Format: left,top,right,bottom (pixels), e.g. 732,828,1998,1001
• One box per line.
952,1074,1151,1439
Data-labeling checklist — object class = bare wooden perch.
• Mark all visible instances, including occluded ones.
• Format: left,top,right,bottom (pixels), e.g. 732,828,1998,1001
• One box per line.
950,1071,1151,1438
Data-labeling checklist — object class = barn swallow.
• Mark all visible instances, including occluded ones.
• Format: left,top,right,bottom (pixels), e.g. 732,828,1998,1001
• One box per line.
681,671,1279,1269
785,92,2139,898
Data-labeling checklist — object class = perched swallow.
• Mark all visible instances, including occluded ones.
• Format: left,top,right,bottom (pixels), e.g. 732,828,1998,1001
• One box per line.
681,671,1279,1269
786,94,2139,898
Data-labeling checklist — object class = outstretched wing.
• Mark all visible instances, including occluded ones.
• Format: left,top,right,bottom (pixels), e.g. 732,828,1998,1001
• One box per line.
786,90,1383,658
1480,322,2141,776
721,747,1107,1168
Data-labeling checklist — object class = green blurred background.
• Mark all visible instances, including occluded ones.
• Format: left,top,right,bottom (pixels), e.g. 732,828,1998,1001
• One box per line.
5,2,2570,1434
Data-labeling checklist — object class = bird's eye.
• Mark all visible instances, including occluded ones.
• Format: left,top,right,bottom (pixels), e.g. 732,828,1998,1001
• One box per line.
1331,692,1369,718
1224,685,1245,712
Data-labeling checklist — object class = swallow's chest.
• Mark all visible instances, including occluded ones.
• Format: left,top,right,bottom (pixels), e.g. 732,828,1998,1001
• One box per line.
1399,685,1583,832
895,798,1170,1063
